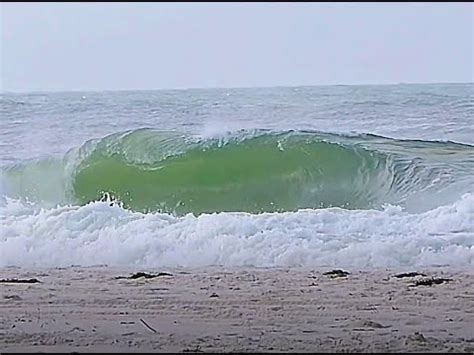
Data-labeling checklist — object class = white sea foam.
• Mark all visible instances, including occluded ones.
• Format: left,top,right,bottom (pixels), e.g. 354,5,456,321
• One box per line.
1,193,472,268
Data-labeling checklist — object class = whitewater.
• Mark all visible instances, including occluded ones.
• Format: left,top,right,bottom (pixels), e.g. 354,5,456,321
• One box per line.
1,83,473,268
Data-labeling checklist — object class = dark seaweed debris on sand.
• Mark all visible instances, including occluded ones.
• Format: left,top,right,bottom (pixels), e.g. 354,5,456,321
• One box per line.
323,270,350,278
412,278,452,287
115,272,173,280
0,278,40,284
393,272,427,278
140,318,158,333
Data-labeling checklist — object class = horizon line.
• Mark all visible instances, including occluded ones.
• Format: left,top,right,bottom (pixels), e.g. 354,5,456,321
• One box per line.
1,80,472,95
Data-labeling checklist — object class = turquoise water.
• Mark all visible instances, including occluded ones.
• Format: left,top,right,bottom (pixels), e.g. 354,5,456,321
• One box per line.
1,83,473,267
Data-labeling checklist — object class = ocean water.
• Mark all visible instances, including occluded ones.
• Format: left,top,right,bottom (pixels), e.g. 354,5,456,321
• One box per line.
1,83,473,268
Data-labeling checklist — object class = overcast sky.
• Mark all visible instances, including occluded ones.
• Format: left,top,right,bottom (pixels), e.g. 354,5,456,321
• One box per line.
1,2,473,92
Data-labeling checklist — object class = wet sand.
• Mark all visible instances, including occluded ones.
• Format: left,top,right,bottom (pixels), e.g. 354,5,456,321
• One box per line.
1,265,473,352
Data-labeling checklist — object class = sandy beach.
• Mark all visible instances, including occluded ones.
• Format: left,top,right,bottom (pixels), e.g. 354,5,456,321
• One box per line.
0,266,473,353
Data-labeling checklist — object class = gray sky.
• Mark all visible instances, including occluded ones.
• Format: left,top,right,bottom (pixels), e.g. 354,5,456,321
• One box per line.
1,2,473,92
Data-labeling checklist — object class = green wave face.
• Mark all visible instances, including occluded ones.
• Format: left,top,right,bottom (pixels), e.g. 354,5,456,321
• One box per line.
73,131,390,215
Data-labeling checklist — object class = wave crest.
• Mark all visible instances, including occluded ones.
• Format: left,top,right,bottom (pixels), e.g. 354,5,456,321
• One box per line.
2,129,473,215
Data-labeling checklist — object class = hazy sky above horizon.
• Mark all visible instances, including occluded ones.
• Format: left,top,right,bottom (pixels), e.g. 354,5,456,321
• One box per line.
1,2,473,92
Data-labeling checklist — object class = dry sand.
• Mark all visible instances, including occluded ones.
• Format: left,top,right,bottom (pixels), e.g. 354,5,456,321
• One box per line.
1,265,473,353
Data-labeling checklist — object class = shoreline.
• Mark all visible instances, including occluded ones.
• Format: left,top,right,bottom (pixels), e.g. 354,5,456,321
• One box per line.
1,265,473,352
